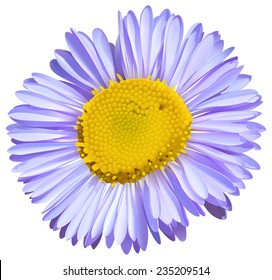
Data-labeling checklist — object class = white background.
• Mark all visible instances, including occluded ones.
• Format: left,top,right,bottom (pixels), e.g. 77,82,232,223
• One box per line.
0,0,271,279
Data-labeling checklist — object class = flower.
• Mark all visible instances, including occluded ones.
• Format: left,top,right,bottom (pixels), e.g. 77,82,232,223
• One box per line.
8,6,263,254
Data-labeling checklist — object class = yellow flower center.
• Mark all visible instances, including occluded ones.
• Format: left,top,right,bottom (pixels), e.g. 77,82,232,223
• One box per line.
75,77,192,185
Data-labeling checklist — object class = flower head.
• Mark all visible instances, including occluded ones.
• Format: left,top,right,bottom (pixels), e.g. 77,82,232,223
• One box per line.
8,6,264,254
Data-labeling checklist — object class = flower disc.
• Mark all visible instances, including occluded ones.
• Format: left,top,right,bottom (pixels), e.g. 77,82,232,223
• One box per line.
76,77,192,185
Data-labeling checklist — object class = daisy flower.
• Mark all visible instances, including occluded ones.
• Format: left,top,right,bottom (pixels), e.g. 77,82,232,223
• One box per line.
8,6,263,254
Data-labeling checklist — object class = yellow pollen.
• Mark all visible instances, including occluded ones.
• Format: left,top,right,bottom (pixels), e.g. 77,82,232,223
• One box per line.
76,77,192,185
